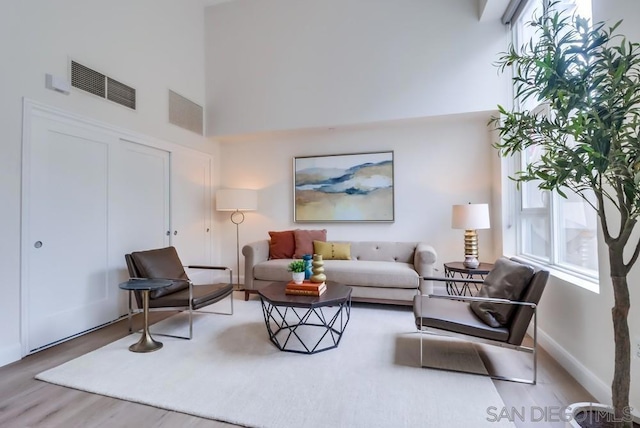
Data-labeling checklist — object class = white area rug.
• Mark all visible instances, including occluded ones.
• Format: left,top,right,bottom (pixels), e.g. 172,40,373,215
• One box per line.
36,297,514,427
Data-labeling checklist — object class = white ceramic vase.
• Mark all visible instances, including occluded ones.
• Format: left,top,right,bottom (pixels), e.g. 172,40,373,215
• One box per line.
292,271,305,284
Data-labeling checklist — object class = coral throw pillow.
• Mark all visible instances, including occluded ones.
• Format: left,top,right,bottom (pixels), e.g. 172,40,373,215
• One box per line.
293,229,327,258
268,230,296,259
313,241,351,260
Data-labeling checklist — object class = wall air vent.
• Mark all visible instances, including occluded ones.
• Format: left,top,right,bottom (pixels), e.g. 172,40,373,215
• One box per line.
70,60,136,110
71,61,105,98
107,77,136,110
168,90,203,135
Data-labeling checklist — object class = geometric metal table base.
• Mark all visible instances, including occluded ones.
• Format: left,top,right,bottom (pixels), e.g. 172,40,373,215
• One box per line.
444,262,493,296
260,298,351,354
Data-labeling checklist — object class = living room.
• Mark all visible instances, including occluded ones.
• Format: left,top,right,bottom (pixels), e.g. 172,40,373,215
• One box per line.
1,0,639,426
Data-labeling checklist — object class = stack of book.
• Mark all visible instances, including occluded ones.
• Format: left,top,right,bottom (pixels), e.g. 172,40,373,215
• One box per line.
285,280,326,296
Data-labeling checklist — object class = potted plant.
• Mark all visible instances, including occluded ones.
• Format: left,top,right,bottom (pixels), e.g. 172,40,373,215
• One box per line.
490,3,640,427
288,260,306,284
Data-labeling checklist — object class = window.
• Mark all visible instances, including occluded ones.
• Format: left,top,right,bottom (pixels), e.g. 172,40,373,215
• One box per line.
511,0,598,282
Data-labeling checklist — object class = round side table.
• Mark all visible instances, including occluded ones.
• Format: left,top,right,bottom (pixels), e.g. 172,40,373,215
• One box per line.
119,279,172,353
443,262,494,296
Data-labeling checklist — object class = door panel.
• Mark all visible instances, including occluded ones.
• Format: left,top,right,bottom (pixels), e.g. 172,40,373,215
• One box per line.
109,139,170,314
22,103,209,353
170,151,212,266
26,116,115,352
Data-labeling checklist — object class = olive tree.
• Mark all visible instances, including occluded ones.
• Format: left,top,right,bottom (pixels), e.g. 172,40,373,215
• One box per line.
490,5,640,426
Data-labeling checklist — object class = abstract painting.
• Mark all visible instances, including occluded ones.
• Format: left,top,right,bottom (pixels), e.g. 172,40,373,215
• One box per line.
293,151,394,222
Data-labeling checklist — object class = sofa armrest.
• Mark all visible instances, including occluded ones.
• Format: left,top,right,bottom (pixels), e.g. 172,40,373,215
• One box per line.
242,240,270,291
414,243,437,295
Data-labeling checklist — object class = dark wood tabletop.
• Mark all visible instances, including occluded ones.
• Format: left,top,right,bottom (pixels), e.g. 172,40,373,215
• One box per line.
258,281,352,308
444,262,494,275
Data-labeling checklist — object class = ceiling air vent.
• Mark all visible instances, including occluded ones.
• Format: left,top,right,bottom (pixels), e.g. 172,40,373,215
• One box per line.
70,60,136,110
168,90,203,135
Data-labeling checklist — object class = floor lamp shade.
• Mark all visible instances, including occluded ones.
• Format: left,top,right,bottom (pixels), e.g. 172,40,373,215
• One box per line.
216,189,258,290
451,203,490,269
216,189,258,212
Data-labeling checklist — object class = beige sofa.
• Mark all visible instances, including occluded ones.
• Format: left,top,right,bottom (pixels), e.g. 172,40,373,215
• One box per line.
242,240,437,305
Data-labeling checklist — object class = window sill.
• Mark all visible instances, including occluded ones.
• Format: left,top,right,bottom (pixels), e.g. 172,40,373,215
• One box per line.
511,256,599,294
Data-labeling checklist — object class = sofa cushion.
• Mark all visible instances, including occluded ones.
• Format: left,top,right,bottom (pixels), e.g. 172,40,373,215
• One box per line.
268,230,296,259
293,229,327,258
324,260,418,288
253,259,418,289
349,241,416,263
470,257,535,328
254,259,294,282
313,241,351,260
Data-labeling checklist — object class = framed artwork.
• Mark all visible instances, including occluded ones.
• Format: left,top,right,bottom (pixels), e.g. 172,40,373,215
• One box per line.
293,151,394,222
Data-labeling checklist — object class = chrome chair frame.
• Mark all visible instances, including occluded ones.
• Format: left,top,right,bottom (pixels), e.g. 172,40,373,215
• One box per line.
416,276,538,385
126,265,233,340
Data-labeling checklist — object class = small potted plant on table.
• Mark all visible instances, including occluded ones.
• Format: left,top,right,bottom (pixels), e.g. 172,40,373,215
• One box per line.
288,260,306,284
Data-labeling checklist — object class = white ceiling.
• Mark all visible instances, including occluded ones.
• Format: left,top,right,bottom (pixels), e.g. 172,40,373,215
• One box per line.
203,0,511,22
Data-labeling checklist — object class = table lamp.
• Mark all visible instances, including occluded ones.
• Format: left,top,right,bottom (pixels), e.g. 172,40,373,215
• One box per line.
451,203,491,269
216,189,258,289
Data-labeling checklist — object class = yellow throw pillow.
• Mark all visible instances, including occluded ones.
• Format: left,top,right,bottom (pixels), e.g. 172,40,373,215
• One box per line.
313,241,351,260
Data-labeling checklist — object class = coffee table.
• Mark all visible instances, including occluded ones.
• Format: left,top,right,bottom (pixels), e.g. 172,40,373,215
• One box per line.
258,281,352,354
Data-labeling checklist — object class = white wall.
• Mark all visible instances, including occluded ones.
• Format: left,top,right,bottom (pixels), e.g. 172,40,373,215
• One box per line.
513,0,640,411
0,0,217,366
215,113,499,280
204,0,510,136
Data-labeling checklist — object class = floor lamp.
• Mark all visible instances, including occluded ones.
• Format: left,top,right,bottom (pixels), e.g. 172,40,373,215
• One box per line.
216,189,258,290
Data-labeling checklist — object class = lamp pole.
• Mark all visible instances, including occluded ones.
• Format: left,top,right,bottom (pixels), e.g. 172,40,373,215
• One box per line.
230,209,245,290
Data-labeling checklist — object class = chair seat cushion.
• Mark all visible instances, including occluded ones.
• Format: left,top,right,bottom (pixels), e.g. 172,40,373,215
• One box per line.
413,295,509,342
149,283,233,310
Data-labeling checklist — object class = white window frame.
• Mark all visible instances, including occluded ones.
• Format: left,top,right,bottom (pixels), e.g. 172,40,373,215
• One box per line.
509,0,599,290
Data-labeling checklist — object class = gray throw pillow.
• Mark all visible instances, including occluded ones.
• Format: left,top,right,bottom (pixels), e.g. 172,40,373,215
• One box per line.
470,258,535,328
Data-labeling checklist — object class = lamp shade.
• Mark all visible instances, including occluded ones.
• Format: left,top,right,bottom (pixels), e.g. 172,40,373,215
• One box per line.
451,203,490,230
216,189,258,211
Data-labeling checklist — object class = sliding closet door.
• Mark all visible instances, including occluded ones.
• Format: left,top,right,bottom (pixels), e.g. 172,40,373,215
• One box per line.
22,102,208,352
170,151,212,266
24,113,117,352
109,139,170,314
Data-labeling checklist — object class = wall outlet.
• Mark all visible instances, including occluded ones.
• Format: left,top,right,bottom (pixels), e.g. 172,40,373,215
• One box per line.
635,337,640,360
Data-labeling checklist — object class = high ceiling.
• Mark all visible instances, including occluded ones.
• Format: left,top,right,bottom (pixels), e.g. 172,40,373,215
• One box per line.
202,0,511,22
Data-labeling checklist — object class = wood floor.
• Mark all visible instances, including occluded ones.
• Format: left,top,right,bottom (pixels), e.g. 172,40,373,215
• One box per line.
0,291,595,428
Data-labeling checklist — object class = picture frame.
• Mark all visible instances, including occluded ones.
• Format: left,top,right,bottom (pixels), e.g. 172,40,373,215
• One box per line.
293,151,394,223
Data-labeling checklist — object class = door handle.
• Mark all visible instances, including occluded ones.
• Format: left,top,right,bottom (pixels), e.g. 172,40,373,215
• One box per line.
173,230,178,236
34,241,43,248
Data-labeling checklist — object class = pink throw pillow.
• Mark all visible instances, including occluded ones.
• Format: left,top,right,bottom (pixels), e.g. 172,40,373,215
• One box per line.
293,229,327,258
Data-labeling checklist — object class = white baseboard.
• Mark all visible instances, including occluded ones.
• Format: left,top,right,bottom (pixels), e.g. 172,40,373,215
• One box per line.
0,342,22,368
537,327,611,405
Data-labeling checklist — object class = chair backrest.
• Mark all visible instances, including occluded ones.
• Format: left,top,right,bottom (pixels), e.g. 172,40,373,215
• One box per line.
125,246,190,300
506,259,549,345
